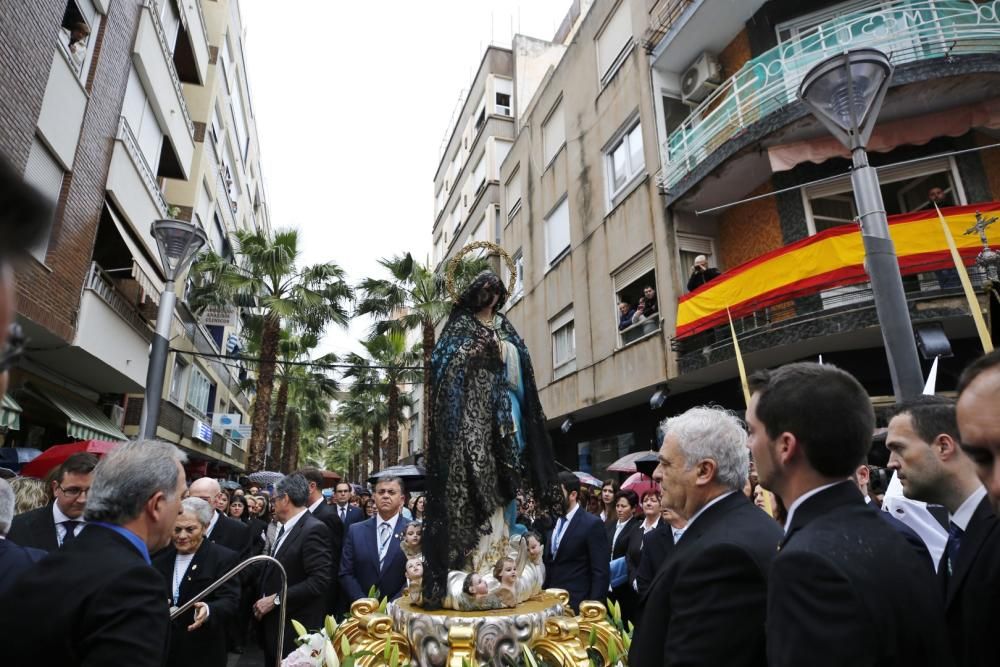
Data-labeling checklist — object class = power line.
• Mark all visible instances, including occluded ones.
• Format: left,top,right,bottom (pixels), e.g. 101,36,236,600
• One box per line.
169,347,425,372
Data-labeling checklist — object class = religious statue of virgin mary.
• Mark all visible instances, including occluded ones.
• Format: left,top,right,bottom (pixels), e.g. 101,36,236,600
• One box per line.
419,255,561,611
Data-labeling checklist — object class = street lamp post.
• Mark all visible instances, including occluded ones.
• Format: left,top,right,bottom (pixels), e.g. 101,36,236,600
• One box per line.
798,48,924,400
139,219,207,439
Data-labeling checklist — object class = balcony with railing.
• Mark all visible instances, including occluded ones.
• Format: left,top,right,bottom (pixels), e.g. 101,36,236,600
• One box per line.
670,203,999,374
657,0,1000,192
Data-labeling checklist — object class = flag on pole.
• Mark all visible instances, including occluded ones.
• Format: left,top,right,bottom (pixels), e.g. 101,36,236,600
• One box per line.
727,308,751,408
923,356,939,396
934,203,993,353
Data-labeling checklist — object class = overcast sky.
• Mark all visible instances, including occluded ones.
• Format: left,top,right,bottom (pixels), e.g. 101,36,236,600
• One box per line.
239,0,572,359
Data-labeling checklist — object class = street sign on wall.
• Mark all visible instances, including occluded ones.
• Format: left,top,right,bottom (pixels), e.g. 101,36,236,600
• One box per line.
201,304,238,327
192,419,213,443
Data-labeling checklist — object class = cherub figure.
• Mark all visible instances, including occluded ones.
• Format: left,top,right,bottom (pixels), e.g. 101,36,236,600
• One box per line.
405,557,424,605
514,530,546,603
493,556,518,608
402,520,423,559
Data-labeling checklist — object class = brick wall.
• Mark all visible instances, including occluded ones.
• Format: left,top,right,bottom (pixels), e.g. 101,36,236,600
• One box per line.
975,131,1000,201
718,29,752,80
8,1,142,342
718,181,783,269
0,1,64,170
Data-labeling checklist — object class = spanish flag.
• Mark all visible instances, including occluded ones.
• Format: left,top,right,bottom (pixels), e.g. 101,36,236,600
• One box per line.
676,203,1000,339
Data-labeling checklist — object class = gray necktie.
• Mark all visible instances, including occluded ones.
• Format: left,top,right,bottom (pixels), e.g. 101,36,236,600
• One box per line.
378,522,391,569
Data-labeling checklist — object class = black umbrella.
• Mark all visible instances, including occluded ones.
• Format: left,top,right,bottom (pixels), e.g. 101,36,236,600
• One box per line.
368,465,427,492
634,452,660,478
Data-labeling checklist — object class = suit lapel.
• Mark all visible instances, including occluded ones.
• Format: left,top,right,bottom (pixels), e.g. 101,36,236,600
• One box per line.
946,497,996,606
275,513,309,560
38,505,59,552
779,482,861,550
179,543,211,602
553,509,583,562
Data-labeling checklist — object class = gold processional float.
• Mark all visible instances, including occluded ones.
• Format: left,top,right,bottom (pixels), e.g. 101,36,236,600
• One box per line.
284,242,632,666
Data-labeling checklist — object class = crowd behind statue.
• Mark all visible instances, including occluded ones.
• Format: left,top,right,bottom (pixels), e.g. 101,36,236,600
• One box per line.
2,157,1000,667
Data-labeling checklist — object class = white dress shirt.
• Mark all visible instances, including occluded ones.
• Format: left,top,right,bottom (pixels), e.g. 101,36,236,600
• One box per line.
783,482,844,534
949,486,987,531
272,507,308,556
52,503,85,546
308,497,325,513
551,503,580,553
204,510,220,537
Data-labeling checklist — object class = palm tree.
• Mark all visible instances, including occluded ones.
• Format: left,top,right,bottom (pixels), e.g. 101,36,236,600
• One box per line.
343,331,420,467
337,394,375,479
191,229,352,472
355,253,488,448
281,360,338,473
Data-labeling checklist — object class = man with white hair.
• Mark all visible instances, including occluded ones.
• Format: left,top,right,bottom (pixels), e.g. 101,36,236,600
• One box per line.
0,439,188,666
188,476,251,556
629,406,782,667
0,477,46,595
686,254,721,292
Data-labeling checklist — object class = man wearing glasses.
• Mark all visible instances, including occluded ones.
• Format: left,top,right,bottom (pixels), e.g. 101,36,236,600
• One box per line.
8,453,98,551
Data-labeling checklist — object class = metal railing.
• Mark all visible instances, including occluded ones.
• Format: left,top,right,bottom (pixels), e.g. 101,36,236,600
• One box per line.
141,0,195,137
85,262,153,339
642,0,695,52
170,555,287,667
117,116,168,217
658,0,1000,190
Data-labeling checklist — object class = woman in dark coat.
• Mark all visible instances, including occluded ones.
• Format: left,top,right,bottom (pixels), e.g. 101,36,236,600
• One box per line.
153,497,240,667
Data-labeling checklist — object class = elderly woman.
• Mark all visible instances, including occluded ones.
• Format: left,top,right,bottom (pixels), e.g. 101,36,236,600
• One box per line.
153,497,240,667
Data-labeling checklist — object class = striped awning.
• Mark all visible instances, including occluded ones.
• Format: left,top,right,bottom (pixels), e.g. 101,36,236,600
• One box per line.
1,394,22,431
36,388,127,442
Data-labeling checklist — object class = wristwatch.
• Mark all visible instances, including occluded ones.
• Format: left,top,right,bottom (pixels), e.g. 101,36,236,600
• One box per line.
273,595,281,606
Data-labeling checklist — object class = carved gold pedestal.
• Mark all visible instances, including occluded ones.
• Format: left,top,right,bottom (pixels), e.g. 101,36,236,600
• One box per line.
332,591,627,667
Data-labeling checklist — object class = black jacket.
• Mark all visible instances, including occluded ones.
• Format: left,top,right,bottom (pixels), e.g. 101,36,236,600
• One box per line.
207,512,251,559
629,492,782,667
768,482,953,667
607,516,642,626
543,507,611,612
153,541,240,667
938,494,1000,667
0,537,46,596
257,510,332,663
0,523,170,667
310,500,344,613
626,521,674,597
6,503,59,552
687,267,721,292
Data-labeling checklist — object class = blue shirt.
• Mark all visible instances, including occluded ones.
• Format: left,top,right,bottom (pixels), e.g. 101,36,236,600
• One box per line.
89,522,151,564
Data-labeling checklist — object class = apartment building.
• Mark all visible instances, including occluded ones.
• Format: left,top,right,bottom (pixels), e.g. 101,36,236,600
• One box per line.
495,0,676,476
648,0,1000,413
0,0,270,476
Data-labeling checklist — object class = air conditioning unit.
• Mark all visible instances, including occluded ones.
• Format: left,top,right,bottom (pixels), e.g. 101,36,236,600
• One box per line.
681,52,722,104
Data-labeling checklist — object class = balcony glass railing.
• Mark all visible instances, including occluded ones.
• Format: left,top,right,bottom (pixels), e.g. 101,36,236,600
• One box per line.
659,0,1000,190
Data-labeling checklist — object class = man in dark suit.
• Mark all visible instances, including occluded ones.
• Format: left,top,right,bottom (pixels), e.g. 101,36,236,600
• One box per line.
629,407,782,667
254,473,332,665
340,476,410,603
854,463,934,569
0,478,46,595
0,439,189,666
298,467,344,613
189,476,251,558
543,471,610,612
8,451,98,551
153,497,240,667
748,363,952,667
956,350,1000,514
886,395,1000,666
331,480,364,527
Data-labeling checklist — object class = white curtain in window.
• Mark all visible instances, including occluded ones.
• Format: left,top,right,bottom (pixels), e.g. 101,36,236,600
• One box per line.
545,198,571,264
596,2,632,81
542,102,565,165
505,167,522,215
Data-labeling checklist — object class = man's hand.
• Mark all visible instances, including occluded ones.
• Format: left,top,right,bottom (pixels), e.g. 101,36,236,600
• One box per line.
187,602,210,631
253,594,277,620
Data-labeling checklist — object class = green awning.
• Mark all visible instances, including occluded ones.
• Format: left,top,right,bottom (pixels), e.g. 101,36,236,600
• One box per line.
37,388,127,442
1,394,22,431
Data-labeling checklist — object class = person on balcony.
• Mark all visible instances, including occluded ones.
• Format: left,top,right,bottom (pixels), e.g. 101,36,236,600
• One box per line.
618,301,636,331
687,255,721,292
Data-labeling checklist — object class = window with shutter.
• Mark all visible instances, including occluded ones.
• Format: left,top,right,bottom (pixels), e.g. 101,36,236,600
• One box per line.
542,101,565,166
596,1,633,85
544,197,571,265
22,137,64,261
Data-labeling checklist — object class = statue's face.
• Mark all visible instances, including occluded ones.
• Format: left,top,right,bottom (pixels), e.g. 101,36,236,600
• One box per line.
527,536,543,559
406,560,423,578
404,525,422,546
